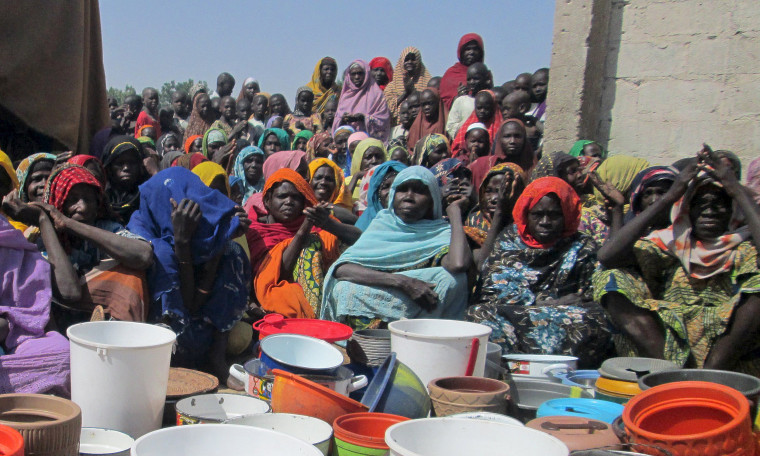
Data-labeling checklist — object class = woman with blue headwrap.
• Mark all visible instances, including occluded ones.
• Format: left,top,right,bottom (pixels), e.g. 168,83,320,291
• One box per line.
127,167,251,376
233,146,266,205
320,166,472,328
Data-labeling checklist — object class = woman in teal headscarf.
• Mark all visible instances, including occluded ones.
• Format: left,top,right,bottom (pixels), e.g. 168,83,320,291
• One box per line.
569,140,606,159
233,145,266,204
257,128,290,157
320,166,472,328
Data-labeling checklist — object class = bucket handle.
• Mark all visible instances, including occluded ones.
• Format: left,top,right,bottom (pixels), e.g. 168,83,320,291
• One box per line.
570,443,673,456
464,338,480,376
541,420,607,432
541,363,570,376
347,375,368,393
97,347,108,357
229,364,248,384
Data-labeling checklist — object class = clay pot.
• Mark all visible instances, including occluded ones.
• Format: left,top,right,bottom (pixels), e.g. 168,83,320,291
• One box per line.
0,394,82,456
427,377,509,417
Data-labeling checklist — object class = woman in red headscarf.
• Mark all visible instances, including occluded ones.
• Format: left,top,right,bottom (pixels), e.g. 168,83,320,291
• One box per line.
247,169,359,318
369,57,393,90
439,33,485,109
468,176,611,368
31,164,153,330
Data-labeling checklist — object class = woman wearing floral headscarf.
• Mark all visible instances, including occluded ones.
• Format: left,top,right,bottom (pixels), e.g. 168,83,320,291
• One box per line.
383,47,431,123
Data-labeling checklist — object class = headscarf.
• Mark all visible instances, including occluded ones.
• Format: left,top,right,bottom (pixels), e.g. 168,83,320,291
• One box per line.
351,138,388,176
156,132,182,157
305,131,332,162
628,166,678,215
406,88,448,151
355,161,407,231
244,150,309,218
646,177,750,279
126,167,242,322
307,57,341,114
413,133,449,167
263,150,307,180
308,158,353,208
292,86,314,117
323,166,450,275
201,128,227,158
184,93,215,142
451,90,503,161
383,47,432,120
0,151,20,193
430,158,470,188
15,153,56,202
332,59,391,142
67,154,106,186
592,155,650,204
493,118,535,172
747,157,760,205
245,169,320,266
257,128,290,152
347,131,369,149
184,134,202,153
266,115,283,129
440,33,484,108
44,164,103,214
173,152,208,171
369,57,394,90
569,140,607,158
531,151,579,181
192,161,230,197
334,126,356,146
292,129,315,151
233,146,265,203
465,162,526,245
512,176,581,249
236,77,259,102
101,136,146,222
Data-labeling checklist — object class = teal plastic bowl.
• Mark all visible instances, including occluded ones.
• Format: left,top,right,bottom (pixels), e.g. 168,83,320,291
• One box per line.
360,353,431,419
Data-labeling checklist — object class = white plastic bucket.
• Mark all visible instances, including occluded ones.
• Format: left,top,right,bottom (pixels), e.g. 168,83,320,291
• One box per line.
388,319,491,387
131,424,323,456
384,417,568,456
68,321,176,439
225,413,333,455
79,428,134,455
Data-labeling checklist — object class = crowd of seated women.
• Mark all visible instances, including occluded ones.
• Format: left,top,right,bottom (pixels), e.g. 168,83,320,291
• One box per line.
2,33,760,397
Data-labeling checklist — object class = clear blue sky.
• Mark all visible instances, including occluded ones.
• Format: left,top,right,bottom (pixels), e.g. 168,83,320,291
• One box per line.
100,0,556,98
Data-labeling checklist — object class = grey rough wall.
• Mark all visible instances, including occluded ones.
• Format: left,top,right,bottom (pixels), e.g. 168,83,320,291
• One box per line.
545,0,760,169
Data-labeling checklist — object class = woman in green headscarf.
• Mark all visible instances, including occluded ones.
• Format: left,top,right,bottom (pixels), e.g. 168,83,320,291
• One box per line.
257,127,290,158
201,128,228,161
569,140,606,159
346,138,389,203
580,155,650,245
292,129,314,152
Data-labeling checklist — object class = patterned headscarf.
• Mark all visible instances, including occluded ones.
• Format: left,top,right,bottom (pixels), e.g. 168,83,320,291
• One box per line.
305,131,332,162
15,153,56,202
628,166,678,215
68,154,106,187
513,176,581,249
44,164,103,212
646,176,750,279
384,47,431,122
233,146,265,204
413,133,449,168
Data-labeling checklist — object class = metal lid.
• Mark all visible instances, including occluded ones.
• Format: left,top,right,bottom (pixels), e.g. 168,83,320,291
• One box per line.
598,357,679,382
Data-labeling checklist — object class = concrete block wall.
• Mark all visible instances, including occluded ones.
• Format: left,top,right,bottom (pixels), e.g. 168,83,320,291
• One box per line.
544,0,760,169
